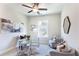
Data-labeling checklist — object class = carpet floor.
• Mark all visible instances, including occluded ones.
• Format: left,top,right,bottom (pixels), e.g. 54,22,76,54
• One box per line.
2,45,53,56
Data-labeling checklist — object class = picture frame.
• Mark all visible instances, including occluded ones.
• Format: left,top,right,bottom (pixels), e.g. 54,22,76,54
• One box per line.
0,18,21,32
0,18,12,31
63,16,71,34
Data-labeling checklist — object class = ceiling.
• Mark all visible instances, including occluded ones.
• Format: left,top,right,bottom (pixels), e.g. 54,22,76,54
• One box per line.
6,3,65,16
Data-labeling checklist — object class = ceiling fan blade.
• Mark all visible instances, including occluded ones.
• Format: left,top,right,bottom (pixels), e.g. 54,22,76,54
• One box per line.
35,3,39,6
22,4,32,8
38,8,47,10
32,3,39,8
28,10,33,13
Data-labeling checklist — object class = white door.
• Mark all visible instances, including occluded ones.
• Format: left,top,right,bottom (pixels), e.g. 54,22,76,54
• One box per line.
38,20,48,44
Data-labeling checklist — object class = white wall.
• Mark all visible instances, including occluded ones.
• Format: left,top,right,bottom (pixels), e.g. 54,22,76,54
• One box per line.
0,4,28,54
28,14,61,44
61,4,79,50
29,14,61,37
48,14,61,38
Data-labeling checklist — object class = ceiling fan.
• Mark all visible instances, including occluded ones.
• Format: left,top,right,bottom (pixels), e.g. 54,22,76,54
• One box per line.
22,3,47,14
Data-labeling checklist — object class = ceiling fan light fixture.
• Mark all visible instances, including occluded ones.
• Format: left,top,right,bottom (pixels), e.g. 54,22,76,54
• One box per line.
22,3,47,14
32,8,38,12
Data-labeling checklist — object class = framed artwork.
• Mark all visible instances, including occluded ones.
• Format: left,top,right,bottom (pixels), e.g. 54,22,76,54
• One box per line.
1,18,11,23
0,18,12,31
63,16,71,34
0,18,21,32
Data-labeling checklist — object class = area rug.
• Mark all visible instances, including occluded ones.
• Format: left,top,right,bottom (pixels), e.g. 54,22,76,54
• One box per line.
17,46,39,56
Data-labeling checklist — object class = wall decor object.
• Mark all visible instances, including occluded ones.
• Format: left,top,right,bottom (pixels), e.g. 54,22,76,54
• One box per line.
0,18,13,31
0,18,21,32
63,16,71,34
1,18,11,23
